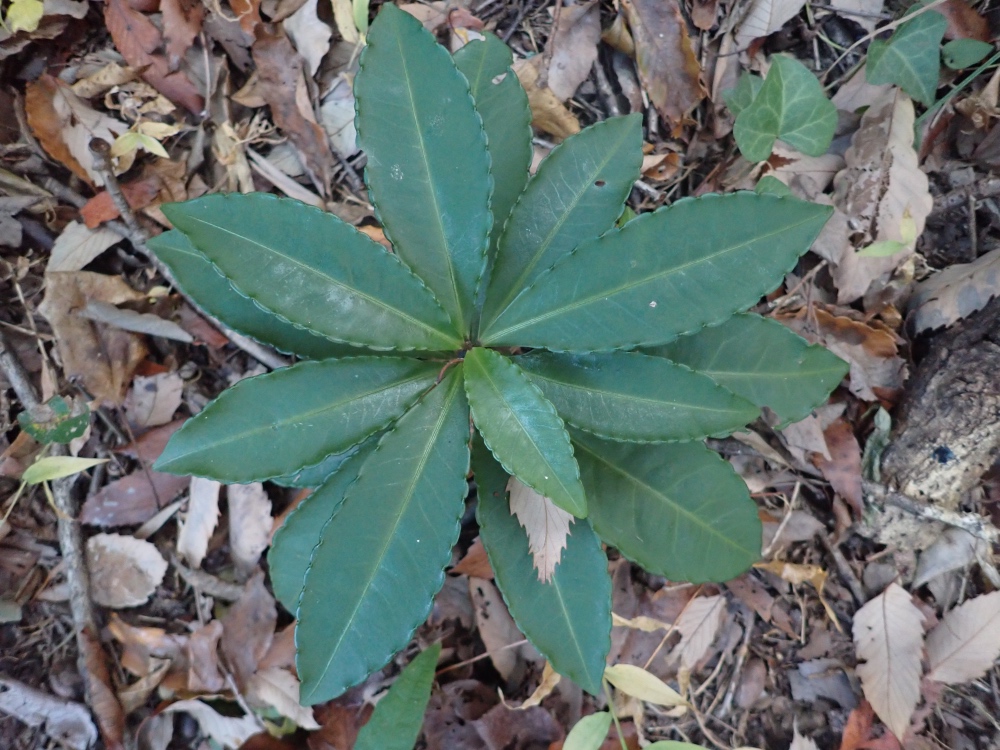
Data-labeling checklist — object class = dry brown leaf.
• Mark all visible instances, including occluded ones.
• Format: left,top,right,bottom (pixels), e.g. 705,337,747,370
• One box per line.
734,0,806,51
612,611,672,632
852,583,925,741
78,626,126,750
507,477,573,583
514,57,581,140
0,677,97,750
926,591,1000,684
220,570,277,688
160,0,204,69
80,175,161,228
86,533,168,608
124,372,185,428
284,0,330,77
546,0,601,101
469,577,530,681
246,667,320,729
228,482,272,578
691,0,720,30
163,700,259,749
186,620,226,693
938,0,989,41
813,418,863,517
621,0,705,127
176,477,221,568
908,246,1000,333
47,221,122,273
79,470,190,527
673,595,725,670
451,537,493,579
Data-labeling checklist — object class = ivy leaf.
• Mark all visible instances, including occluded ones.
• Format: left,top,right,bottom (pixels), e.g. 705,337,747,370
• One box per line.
572,431,761,582
149,230,364,360
480,115,643,330
454,34,532,264
517,350,758,443
942,38,993,70
161,194,461,351
866,10,947,105
268,436,379,611
722,72,762,118
297,369,470,704
507,477,573,582
481,193,831,351
464,347,587,518
353,643,441,750
474,438,611,695
645,314,848,425
733,55,837,162
155,358,438,482
356,4,492,333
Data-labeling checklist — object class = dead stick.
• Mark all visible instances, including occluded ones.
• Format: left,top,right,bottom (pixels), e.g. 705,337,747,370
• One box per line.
863,480,1000,544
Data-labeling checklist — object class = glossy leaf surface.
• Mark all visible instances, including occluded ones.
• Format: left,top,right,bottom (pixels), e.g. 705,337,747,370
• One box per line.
269,435,378,489
866,10,946,105
646,314,848,425
481,193,831,351
464,347,586,517
353,643,441,750
268,436,379,610
573,431,761,582
480,115,643,329
517,350,758,442
356,4,492,333
474,439,610,694
454,35,532,261
297,369,470,704
162,193,460,351
155,358,437,482
149,230,361,360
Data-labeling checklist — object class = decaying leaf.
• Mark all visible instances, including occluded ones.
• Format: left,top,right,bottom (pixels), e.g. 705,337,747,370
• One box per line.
228,482,272,578
160,0,204,69
176,477,221,568
852,583,925,741
79,470,190,527
546,0,600,101
507,477,573,582
163,700,259,749
514,57,581,139
734,0,806,51
246,666,320,729
220,570,277,688
604,663,686,707
80,175,161,229
908,246,1000,333
672,595,725,670
0,678,98,750
812,418,863,517
124,372,185,428
913,528,988,588
284,0,331,77
47,221,122,273
926,591,1000,684
469,577,533,681
86,533,169,608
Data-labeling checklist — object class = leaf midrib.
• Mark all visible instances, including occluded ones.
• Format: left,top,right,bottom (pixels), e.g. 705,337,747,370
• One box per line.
549,555,600,691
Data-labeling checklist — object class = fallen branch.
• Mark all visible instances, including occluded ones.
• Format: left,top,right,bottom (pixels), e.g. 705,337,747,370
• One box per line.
863,479,1000,544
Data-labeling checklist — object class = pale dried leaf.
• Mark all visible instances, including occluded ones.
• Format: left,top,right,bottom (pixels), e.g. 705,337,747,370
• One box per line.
612,612,672,632
86,533,168,608
163,700,259,749
673,595,726,670
604,663,686,707
330,0,360,43
284,0,330,77
0,678,97,750
79,301,193,343
547,0,600,101
735,0,806,50
227,483,272,577
320,79,360,156
246,667,319,729
926,591,1000,684
469,577,530,680
514,57,580,139
507,477,573,582
908,246,1000,333
176,477,221,568
124,372,185,428
517,662,561,710
913,528,987,588
220,570,277,687
47,221,121,273
852,583,925,740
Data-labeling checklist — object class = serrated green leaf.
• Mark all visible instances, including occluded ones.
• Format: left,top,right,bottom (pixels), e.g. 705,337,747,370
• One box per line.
572,431,761,582
942,39,992,70
481,193,831,351
645,314,848,425
268,436,379,610
18,396,89,445
155,357,438,482
149,230,364,360
269,435,379,489
464,348,586,517
454,35,532,265
564,712,613,750
23,456,107,485
480,115,643,330
733,55,837,162
722,72,763,118
297,368,470,704
866,10,946,105
356,4,492,333
473,438,610,694
755,175,791,197
516,351,758,443
161,194,460,351
353,643,441,750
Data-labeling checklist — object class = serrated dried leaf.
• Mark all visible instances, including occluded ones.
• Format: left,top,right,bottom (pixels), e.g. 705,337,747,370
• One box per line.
86,533,168,608
227,482,272,578
176,477,221,568
507,477,573,583
926,591,1000,684
673,595,725,670
852,583,924,740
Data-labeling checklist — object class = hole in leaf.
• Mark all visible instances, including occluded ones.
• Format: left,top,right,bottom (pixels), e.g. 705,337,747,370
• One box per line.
595,180,606,187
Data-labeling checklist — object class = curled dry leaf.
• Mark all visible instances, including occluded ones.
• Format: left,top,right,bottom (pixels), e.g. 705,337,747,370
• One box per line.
926,590,1000,684
176,477,221,568
546,0,601,101
514,57,581,139
852,583,925,741
673,594,725,670
86,533,169,608
507,477,573,583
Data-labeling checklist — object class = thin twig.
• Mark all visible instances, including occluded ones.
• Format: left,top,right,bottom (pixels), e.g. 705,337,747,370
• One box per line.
863,479,1000,544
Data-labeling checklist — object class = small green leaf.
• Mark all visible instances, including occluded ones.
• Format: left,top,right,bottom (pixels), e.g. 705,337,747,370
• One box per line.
733,55,837,162
161,194,461,351
564,712,613,750
268,436,379,610
481,193,831,351
155,357,438,482
464,348,586,517
474,438,610,695
572,431,761,582
480,115,643,330
23,456,107,485
943,39,993,70
297,368,470,704
18,396,89,444
353,643,441,750
755,175,791,198
866,10,946,105
516,351,758,442
722,72,763,118
356,4,492,333
646,314,848,425
454,35,532,264
352,0,369,38
149,230,363,360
